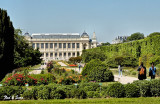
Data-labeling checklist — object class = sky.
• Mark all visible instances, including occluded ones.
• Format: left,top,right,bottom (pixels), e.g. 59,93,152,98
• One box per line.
1,0,160,43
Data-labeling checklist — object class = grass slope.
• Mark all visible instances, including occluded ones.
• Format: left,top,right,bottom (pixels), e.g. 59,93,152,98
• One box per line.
0,97,160,104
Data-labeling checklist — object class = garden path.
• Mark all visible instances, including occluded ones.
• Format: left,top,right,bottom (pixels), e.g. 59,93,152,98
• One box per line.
114,75,138,84
29,64,47,74
58,62,67,66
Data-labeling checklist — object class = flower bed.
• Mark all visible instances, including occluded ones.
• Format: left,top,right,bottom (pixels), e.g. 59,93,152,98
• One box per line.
69,64,77,67
3,73,37,86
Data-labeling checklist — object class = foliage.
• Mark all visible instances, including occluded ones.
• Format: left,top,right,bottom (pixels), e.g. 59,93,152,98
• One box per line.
71,88,87,99
150,79,160,97
14,29,42,68
69,56,82,64
148,32,160,37
82,59,114,82
127,32,144,41
50,88,66,99
124,83,140,97
3,73,37,86
107,82,125,98
149,55,160,66
30,73,56,85
22,89,33,100
0,9,14,81
101,42,110,46
81,49,107,63
133,80,151,97
47,61,53,73
82,35,160,68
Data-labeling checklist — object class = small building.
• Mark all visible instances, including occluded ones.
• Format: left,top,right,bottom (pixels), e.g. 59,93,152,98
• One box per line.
112,36,128,44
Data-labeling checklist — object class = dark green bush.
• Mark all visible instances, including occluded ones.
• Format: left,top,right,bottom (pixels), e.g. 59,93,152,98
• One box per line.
71,88,87,99
22,89,33,100
50,88,66,99
31,86,38,99
124,83,140,97
37,88,49,99
82,59,114,82
133,80,151,97
0,88,5,100
107,82,125,98
150,79,160,96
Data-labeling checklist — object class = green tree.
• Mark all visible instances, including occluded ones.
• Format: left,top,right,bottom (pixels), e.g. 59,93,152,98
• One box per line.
127,32,144,41
0,9,14,81
148,32,160,37
101,42,110,46
14,29,42,68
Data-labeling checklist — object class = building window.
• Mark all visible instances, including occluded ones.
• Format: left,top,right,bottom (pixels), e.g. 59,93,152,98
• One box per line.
77,52,80,56
41,43,44,48
59,52,62,57
72,52,75,56
72,43,75,48
59,43,62,48
55,53,57,57
50,53,53,57
32,43,35,49
68,43,71,48
45,43,48,48
77,43,79,48
46,53,48,57
36,43,39,49
42,53,44,57
64,52,66,57
63,43,66,48
68,52,71,57
50,43,53,48
54,43,57,48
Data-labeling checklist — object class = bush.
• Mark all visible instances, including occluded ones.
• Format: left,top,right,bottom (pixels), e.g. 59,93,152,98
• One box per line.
0,88,5,100
124,83,140,97
30,73,56,85
150,79,160,97
107,82,125,98
50,88,66,99
133,80,151,97
22,90,33,100
37,88,49,99
71,88,87,99
82,59,114,82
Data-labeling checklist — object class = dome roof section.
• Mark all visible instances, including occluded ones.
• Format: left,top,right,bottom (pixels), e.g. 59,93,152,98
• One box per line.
81,31,89,38
24,32,31,37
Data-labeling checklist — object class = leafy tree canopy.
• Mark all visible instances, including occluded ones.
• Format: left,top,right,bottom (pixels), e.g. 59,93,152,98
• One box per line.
127,32,144,41
148,32,160,37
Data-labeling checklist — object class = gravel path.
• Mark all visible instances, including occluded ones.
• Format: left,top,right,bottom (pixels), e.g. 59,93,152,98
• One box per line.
58,62,67,67
29,64,47,74
114,75,138,84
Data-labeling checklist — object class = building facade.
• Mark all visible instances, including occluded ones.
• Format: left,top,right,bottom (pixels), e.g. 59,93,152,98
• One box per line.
25,31,97,61
112,36,128,44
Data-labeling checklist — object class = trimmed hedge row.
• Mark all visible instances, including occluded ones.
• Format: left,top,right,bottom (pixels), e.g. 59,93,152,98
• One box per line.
1,79,160,100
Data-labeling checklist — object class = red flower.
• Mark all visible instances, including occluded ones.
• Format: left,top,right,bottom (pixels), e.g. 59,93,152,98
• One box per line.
16,79,20,81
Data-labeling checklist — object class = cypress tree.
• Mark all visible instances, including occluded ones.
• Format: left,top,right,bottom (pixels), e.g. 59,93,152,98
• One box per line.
0,8,14,81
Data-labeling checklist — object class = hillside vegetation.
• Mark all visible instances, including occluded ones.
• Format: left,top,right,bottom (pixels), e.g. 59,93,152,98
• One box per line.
82,35,160,68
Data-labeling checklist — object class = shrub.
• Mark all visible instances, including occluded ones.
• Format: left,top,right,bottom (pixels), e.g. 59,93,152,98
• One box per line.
87,91,95,98
107,82,125,98
30,73,56,85
50,88,66,99
37,88,49,99
71,88,87,99
150,79,160,96
80,82,100,91
133,80,151,97
82,59,114,82
3,73,37,86
0,88,5,100
124,83,140,97
22,90,33,100
31,86,38,99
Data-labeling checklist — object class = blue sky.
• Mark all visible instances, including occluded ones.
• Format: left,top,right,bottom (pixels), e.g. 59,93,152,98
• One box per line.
1,0,160,42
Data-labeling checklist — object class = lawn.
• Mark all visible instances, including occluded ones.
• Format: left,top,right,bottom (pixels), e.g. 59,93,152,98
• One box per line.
0,97,160,104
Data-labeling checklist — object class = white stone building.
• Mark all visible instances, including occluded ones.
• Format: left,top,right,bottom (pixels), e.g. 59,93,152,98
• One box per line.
112,36,128,44
25,31,97,61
